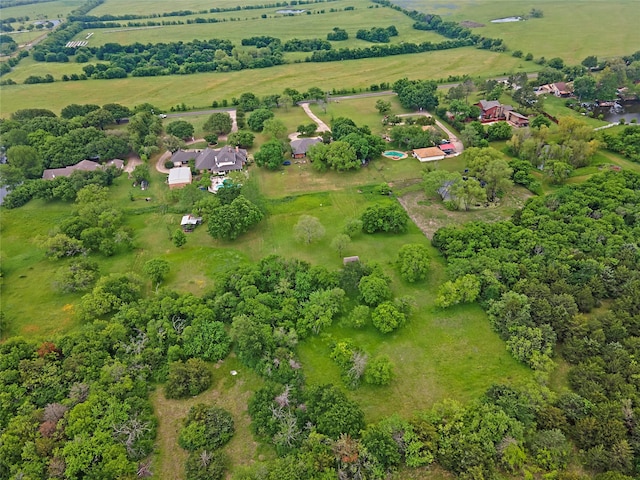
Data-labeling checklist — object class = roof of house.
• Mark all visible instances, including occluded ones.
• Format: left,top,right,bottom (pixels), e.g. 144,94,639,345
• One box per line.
168,167,192,185
42,159,102,180
476,100,502,111
181,214,202,226
439,143,455,152
413,147,446,159
290,137,322,155
105,159,124,169
170,150,199,164
508,111,529,120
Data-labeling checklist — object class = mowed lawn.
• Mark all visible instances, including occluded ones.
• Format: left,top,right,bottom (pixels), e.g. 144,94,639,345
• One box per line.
1,47,532,115
394,0,640,65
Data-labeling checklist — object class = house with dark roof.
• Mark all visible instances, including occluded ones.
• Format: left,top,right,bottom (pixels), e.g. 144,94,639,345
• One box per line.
170,146,247,174
42,159,124,180
290,137,322,158
475,100,513,121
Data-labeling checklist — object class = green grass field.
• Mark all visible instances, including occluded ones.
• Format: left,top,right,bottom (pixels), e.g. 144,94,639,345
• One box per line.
75,0,446,47
1,30,47,46
0,0,84,22
0,47,533,115
394,0,640,65
90,0,278,16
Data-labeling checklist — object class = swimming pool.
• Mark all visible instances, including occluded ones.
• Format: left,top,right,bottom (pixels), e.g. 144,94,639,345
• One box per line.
383,150,408,160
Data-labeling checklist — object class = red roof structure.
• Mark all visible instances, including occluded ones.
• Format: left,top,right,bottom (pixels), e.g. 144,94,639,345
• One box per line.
439,143,456,153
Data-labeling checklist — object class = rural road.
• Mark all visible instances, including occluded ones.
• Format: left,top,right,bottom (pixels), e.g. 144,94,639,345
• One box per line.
299,102,330,132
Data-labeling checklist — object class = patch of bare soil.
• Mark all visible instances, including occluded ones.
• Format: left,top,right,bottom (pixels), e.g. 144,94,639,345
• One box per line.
398,186,534,239
460,20,485,28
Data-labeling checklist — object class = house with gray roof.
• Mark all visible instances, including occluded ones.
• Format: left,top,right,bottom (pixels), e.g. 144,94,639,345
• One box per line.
42,159,124,180
170,146,247,174
290,137,322,158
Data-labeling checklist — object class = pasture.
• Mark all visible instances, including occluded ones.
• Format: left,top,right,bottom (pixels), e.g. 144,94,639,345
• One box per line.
0,0,84,23
394,0,640,64
90,0,284,16
75,0,446,47
0,47,533,115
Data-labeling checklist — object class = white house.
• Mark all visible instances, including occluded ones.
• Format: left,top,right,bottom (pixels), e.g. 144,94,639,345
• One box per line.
412,147,446,162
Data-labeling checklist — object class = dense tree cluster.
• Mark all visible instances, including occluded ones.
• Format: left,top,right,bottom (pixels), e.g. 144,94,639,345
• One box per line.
600,126,640,162
431,171,640,475
392,77,439,111
355,25,398,43
508,117,599,173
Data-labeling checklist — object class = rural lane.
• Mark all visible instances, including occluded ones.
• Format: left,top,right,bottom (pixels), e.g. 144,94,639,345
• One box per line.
299,102,330,132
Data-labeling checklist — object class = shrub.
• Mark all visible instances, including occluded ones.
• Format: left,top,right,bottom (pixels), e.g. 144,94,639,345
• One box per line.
165,160,174,169
185,450,227,480
165,358,212,399
179,403,235,451
364,355,394,385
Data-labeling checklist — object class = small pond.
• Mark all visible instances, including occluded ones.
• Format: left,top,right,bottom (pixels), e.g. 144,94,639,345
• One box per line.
276,9,306,14
491,16,523,23
593,102,640,123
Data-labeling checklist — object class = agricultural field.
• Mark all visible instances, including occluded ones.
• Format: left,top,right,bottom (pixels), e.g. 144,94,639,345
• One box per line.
394,0,640,64
74,0,446,47
0,47,534,115
89,0,284,16
0,0,84,22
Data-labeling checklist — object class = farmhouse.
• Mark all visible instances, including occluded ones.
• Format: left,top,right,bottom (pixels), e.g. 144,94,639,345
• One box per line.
413,147,446,162
535,82,573,97
42,158,124,180
505,110,530,127
475,100,513,121
290,137,322,158
170,146,247,174
167,167,192,189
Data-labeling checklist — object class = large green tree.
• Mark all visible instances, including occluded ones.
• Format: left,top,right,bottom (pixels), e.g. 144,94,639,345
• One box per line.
206,195,263,240
203,112,233,135
254,139,285,170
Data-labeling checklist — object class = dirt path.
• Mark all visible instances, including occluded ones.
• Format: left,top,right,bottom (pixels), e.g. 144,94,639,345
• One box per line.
123,154,142,174
300,102,330,132
156,151,172,173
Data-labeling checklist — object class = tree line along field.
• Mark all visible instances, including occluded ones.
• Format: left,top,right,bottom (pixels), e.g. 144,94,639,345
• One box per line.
0,47,534,114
